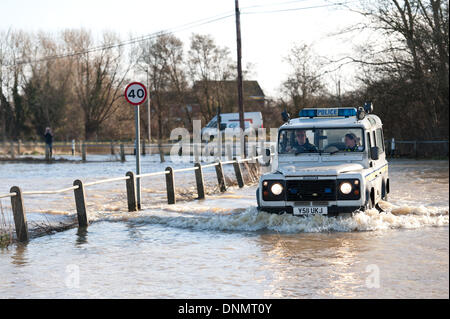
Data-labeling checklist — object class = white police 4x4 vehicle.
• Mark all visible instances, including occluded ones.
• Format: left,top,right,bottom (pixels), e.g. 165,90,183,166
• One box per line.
257,104,389,217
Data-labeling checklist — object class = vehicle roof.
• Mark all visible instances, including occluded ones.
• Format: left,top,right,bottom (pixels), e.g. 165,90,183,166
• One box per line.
280,114,382,130
210,112,262,118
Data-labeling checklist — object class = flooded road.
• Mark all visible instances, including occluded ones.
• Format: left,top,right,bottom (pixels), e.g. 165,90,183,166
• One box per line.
0,158,448,298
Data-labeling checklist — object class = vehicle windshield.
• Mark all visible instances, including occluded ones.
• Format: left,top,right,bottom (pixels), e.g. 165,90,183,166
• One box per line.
278,128,365,154
206,118,217,128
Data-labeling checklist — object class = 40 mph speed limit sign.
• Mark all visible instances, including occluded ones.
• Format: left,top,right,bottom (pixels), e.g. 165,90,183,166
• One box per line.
125,82,147,105
124,81,148,211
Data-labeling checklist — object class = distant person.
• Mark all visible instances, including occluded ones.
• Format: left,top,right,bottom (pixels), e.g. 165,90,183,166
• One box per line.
286,129,317,153
44,127,53,159
344,133,360,152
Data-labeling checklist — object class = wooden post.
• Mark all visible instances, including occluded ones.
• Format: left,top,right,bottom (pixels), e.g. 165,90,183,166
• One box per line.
233,160,244,188
194,143,200,163
110,141,115,155
10,186,28,243
125,171,138,212
194,163,205,200
10,141,15,158
71,139,75,156
142,139,146,156
215,161,227,192
120,144,125,162
165,167,176,204
414,141,418,158
17,139,21,156
81,142,86,162
73,180,88,228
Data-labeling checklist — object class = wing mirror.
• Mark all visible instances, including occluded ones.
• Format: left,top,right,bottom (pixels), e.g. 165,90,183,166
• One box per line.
261,148,272,167
370,146,380,160
281,110,290,123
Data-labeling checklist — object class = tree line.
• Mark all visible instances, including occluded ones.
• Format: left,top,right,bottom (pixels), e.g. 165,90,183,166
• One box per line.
0,0,448,144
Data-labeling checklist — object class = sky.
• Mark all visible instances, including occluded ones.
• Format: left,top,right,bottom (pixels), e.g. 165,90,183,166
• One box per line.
0,0,366,97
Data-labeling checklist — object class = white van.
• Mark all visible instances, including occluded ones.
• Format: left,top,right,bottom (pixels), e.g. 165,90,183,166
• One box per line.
202,112,263,139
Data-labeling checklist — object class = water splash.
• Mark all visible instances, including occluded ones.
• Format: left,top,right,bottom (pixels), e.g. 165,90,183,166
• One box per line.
92,202,449,234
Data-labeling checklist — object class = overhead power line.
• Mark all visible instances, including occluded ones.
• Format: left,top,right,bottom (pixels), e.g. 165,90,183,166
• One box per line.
243,1,358,14
3,1,356,67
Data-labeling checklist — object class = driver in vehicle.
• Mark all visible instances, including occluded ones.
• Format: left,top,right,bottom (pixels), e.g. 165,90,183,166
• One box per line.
344,133,360,152
286,129,318,153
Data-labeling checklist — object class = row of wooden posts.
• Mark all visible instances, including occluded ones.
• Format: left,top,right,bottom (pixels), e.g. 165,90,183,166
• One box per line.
2,157,262,243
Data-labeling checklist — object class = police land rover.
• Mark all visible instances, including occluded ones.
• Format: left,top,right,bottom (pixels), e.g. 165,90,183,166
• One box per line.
256,103,389,217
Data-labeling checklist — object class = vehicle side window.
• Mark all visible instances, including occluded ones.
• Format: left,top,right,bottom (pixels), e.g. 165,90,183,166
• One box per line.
375,128,385,153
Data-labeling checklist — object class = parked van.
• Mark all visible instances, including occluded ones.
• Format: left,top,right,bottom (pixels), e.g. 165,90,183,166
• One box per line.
202,112,263,139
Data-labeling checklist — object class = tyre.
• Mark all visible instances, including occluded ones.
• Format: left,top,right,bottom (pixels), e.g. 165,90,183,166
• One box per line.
256,188,261,210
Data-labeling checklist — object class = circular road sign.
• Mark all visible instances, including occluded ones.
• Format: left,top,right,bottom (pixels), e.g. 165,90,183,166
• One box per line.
125,82,147,106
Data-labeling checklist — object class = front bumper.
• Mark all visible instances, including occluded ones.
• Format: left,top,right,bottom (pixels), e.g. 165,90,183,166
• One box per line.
259,205,363,216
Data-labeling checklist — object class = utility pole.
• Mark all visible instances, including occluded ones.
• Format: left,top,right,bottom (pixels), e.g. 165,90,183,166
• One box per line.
147,65,151,144
337,79,342,107
235,0,246,157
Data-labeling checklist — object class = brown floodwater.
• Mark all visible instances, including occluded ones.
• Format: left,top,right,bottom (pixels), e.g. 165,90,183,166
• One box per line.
0,158,448,298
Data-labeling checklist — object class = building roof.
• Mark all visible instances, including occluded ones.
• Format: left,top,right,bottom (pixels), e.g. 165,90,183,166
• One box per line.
193,80,265,99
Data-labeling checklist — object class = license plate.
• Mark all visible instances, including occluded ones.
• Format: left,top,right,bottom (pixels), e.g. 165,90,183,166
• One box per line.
294,207,328,216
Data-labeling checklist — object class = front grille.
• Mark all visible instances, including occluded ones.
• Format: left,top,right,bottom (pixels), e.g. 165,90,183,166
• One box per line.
286,180,337,201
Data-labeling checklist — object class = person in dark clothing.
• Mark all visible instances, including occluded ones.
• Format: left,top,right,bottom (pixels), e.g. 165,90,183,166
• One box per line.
44,127,53,159
344,133,359,152
286,129,318,154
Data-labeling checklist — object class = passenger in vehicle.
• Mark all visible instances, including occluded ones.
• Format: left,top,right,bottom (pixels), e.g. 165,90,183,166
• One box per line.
286,129,318,153
344,133,360,152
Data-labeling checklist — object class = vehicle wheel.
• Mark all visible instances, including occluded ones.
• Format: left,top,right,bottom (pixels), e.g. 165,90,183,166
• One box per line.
365,189,374,210
256,188,261,210
381,180,388,201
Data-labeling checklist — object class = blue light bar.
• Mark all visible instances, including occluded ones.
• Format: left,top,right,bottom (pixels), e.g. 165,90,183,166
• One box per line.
299,108,357,118
338,108,357,117
299,109,317,118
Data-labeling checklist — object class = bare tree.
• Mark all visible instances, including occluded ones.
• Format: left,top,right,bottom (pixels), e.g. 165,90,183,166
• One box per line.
66,30,131,140
187,33,235,122
339,0,449,139
0,30,31,140
138,33,185,162
281,43,325,114
22,32,74,139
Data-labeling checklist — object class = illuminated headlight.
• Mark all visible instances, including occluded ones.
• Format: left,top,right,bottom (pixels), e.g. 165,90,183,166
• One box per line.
270,183,284,196
339,182,353,195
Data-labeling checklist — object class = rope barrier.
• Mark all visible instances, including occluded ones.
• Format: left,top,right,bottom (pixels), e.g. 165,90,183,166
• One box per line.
22,186,79,195
136,171,169,178
83,176,130,187
172,167,199,173
0,155,264,199
0,192,17,199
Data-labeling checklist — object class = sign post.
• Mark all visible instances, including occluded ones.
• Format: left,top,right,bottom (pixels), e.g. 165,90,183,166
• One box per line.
125,82,148,209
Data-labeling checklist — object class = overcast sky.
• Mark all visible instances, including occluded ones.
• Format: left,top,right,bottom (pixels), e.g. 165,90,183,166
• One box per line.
0,0,365,97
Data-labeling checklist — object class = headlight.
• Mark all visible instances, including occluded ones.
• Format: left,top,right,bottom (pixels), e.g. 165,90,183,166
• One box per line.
270,183,284,196
339,182,353,195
